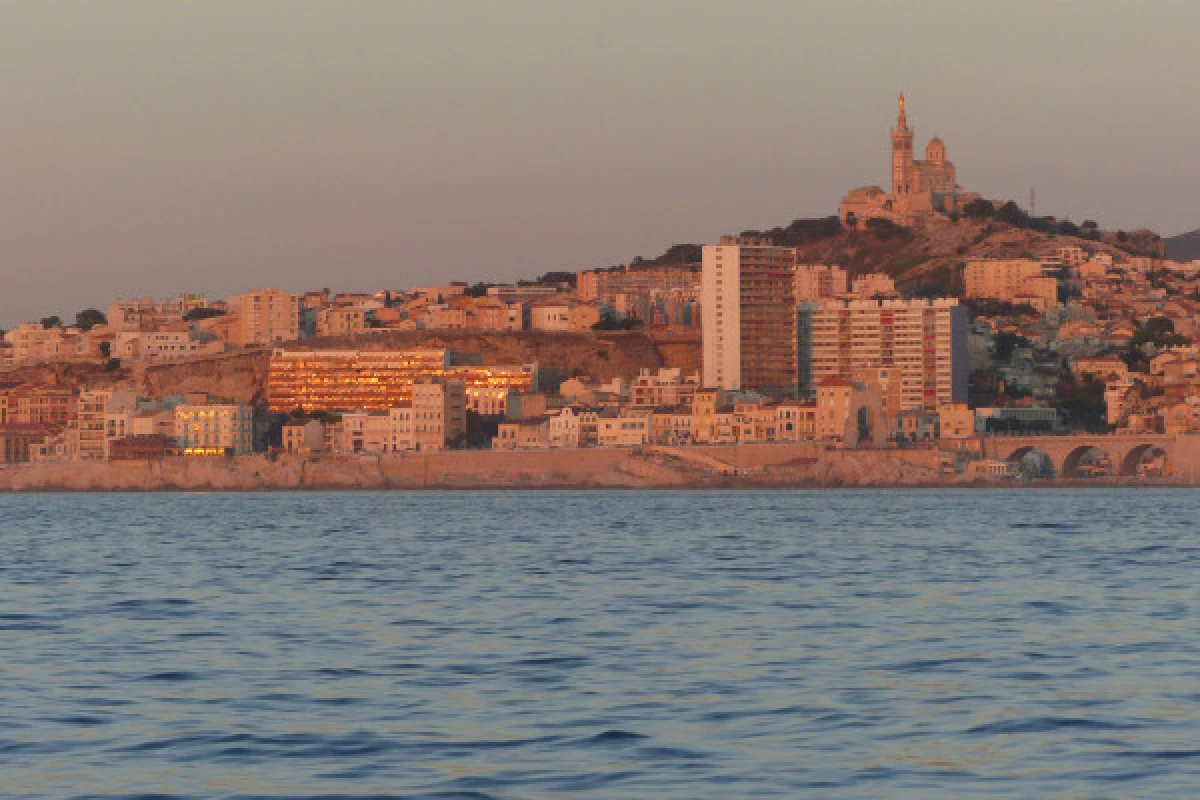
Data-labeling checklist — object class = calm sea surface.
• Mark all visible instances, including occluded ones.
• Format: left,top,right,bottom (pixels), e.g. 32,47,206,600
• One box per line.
2,489,1199,798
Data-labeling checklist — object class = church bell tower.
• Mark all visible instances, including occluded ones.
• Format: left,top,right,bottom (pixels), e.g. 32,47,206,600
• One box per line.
890,93,913,196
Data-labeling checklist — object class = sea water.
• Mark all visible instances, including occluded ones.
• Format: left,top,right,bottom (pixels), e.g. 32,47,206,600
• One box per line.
1,489,1198,798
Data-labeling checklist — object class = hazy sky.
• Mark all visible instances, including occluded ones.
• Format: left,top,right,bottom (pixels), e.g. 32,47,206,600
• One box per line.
2,0,1198,325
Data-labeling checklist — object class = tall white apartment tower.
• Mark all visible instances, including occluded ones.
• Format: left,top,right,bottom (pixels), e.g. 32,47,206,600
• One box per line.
702,235,800,396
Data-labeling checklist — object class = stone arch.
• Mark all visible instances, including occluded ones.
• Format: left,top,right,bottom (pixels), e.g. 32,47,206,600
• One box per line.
1061,445,1114,479
1119,443,1171,478
1006,445,1056,478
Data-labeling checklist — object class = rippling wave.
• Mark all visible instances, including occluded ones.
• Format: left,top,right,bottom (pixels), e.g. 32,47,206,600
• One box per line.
1,488,1197,797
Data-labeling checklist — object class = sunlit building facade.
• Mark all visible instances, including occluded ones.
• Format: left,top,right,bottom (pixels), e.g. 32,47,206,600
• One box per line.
0,386,77,428
963,259,1059,311
229,288,300,345
268,348,536,414
797,298,967,412
702,235,801,396
174,404,254,455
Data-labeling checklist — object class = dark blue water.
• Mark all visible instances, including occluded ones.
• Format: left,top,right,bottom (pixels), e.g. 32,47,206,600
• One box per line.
2,490,1199,798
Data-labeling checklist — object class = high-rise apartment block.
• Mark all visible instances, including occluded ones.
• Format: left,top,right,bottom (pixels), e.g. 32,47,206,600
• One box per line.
702,236,801,396
797,298,967,412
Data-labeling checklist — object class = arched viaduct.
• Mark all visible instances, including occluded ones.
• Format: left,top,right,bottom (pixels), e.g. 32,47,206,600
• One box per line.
983,434,1200,479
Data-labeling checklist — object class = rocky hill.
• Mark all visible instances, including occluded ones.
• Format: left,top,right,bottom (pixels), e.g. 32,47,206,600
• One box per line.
139,351,271,404
627,214,1163,295
784,217,1146,294
1165,229,1200,262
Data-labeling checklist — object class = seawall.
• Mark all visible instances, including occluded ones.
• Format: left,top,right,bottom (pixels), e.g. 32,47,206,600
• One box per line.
0,444,964,492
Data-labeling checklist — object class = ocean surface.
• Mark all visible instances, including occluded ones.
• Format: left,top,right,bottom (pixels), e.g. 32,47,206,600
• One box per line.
2,489,1199,799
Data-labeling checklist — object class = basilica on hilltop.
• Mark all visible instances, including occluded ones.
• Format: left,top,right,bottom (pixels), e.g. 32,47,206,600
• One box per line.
839,94,979,227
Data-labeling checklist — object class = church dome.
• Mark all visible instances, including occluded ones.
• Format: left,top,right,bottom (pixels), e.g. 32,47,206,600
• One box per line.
926,137,946,163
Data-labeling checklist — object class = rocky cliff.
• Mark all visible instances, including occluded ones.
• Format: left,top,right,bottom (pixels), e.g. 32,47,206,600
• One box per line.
0,361,133,391
138,351,271,403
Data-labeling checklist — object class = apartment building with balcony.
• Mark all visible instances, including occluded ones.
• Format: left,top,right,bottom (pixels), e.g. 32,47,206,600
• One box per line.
797,297,967,412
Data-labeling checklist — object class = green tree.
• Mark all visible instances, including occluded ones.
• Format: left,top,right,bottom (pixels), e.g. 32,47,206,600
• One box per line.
995,201,1027,226
963,198,995,219
1053,376,1109,433
1133,316,1189,349
536,271,577,286
183,307,226,322
646,243,703,265
865,217,903,240
40,316,61,329
75,308,107,331
993,331,1030,362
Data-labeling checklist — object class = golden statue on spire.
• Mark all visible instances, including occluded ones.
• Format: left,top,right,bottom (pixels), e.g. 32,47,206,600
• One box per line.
898,92,905,114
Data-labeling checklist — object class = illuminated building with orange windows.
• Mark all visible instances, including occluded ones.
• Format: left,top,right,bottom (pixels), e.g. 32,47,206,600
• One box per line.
268,348,537,414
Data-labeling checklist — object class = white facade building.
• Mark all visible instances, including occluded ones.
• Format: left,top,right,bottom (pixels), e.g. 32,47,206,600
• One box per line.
702,236,800,395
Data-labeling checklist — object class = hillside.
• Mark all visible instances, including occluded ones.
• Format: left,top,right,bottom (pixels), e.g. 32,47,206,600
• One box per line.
624,215,1163,295
782,216,1146,295
1165,229,1200,262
